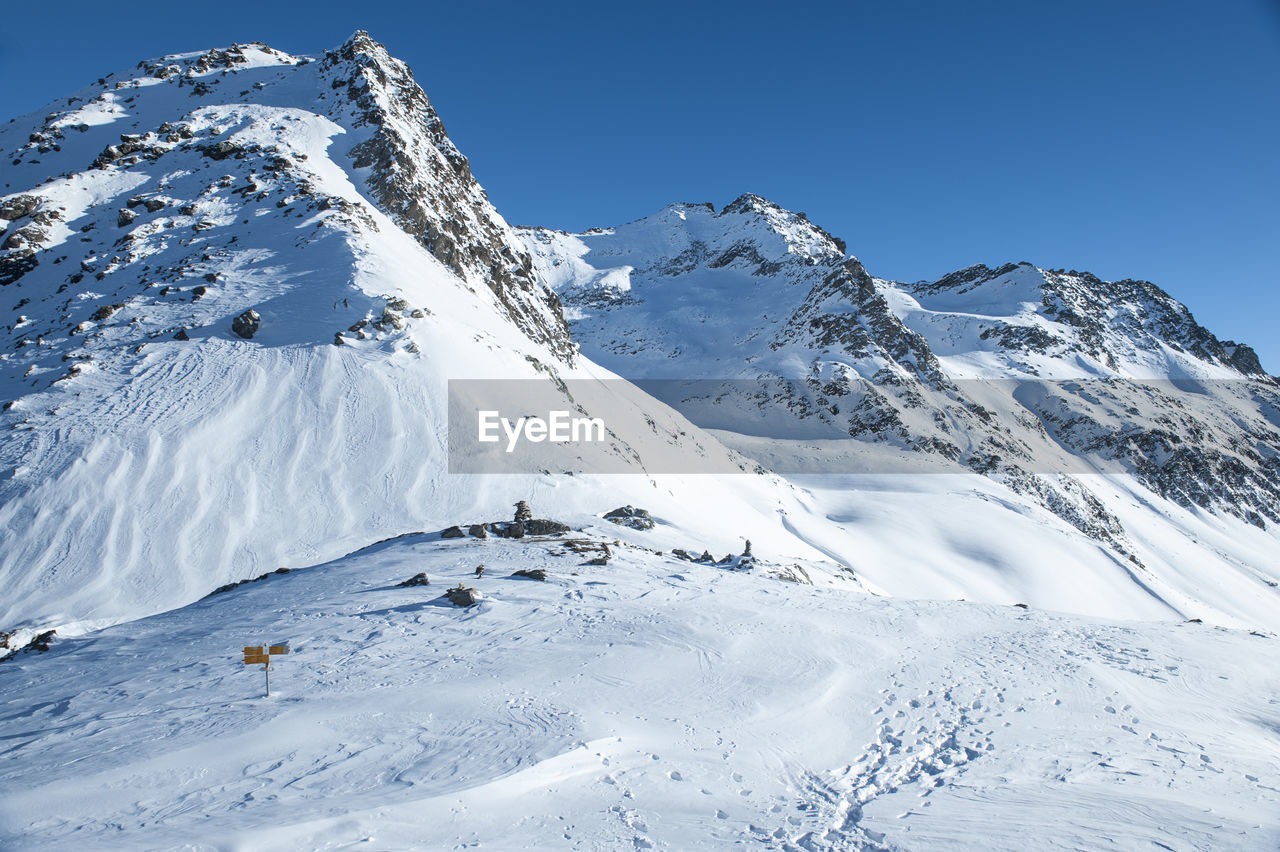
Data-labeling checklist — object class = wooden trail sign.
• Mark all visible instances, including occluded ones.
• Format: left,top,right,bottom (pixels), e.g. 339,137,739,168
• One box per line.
242,643,290,696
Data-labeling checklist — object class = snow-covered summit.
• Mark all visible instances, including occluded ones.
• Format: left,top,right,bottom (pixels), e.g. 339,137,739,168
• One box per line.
907,261,1269,379
0,34,811,632
520,198,1280,578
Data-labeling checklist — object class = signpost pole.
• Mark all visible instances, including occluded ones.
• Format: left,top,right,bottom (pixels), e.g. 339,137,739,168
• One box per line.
243,643,288,698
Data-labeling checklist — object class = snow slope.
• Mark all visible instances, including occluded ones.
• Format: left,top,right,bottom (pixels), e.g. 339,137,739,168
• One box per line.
1,528,1276,850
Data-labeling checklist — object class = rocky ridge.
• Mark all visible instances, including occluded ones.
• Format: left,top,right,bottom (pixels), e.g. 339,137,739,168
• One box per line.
520,200,1280,548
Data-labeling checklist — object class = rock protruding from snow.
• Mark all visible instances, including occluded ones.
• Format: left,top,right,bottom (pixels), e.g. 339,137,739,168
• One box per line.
324,32,576,363
604,506,655,530
231,309,261,339
445,584,480,606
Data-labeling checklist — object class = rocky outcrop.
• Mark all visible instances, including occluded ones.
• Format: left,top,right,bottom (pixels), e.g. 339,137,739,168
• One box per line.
603,506,655,530
323,32,576,363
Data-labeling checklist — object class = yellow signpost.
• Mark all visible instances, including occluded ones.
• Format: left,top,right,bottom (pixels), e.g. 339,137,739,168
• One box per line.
243,643,289,696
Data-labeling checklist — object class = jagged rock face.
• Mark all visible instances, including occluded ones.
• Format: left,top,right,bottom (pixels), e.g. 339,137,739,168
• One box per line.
910,262,1266,376
520,198,1280,546
322,33,574,362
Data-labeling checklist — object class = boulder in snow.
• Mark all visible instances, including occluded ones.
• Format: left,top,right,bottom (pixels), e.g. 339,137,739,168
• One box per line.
231,309,261,339
604,506,654,530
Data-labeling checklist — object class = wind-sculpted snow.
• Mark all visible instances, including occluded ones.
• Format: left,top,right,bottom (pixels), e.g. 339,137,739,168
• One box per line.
1,532,1276,849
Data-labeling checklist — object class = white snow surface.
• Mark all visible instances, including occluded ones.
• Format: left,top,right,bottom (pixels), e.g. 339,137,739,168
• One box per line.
0,34,1278,850
1,530,1277,850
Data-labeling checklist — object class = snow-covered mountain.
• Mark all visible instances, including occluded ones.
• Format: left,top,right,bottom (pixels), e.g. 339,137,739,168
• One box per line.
0,35,831,634
2,34,1277,639
519,198,1280,611
2,32,1279,851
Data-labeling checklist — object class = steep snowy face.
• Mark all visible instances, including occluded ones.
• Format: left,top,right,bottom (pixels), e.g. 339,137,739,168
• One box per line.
521,200,1280,544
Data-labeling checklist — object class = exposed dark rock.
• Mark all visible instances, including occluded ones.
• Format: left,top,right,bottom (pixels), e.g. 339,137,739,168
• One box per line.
0,250,38,286
0,195,39,221
90,303,124,322
0,629,59,660
397,572,430,587
1222,341,1266,376
231,309,260,339
603,505,654,530
468,523,487,538
562,539,610,557
511,568,547,581
445,584,480,606
440,525,465,539
3,224,46,250
174,328,190,340
206,567,289,597
201,140,241,160
523,518,570,536
29,630,56,653
513,500,533,522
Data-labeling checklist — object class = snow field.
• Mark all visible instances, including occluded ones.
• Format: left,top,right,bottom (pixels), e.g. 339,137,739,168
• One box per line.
1,530,1276,850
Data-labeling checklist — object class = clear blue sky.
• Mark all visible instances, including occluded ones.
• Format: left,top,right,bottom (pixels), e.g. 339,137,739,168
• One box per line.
4,1,1278,369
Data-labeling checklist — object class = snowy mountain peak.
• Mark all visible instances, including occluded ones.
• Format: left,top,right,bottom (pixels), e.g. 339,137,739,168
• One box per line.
0,33,691,630
0,31,575,365
909,261,1272,379
715,192,848,261
522,199,1280,543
